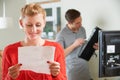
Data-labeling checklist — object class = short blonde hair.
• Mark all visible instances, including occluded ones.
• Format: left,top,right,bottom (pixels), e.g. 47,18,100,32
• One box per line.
21,3,46,19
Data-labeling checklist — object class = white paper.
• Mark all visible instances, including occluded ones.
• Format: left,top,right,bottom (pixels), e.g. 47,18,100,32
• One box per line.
18,46,55,74
107,45,115,53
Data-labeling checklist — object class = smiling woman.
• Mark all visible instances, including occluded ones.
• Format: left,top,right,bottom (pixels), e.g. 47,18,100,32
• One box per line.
2,3,67,80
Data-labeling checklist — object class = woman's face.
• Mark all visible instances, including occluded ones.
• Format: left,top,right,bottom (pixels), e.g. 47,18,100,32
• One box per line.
20,14,46,40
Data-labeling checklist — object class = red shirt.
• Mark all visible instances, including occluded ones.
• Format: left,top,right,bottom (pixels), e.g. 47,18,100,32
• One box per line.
2,40,67,80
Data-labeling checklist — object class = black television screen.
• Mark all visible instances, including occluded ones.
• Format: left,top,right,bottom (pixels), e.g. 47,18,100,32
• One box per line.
78,26,101,61
99,30,120,77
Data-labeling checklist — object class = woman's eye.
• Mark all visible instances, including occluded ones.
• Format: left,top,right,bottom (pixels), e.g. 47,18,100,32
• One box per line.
27,25,32,27
36,24,41,27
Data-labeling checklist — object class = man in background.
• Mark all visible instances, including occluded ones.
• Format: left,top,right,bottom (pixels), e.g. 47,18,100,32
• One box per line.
56,9,98,80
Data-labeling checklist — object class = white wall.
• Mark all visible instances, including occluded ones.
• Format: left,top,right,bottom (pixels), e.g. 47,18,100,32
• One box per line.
61,0,120,80
61,0,120,39
0,0,26,49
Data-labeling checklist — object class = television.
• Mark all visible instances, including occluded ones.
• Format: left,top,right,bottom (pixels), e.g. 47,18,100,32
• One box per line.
99,30,120,77
78,26,101,61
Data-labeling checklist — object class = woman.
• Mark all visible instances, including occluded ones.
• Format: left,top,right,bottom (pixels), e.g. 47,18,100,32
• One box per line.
2,3,67,80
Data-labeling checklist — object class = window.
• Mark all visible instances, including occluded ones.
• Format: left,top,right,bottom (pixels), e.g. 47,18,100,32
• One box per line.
41,2,61,39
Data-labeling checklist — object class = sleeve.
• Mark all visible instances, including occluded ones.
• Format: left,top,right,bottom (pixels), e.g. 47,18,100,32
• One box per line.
2,47,13,80
52,43,67,80
55,33,65,48
82,27,86,39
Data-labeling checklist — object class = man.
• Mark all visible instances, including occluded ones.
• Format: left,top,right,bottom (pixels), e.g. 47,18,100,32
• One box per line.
56,9,98,80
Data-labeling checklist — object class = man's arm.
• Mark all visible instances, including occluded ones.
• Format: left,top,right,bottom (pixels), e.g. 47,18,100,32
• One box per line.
64,38,85,57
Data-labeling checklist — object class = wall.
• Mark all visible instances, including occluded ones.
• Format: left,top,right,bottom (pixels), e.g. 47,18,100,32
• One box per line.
60,0,120,80
61,0,120,38
0,0,25,49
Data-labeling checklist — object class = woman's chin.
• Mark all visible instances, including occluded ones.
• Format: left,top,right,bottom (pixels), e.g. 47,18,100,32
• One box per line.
30,36,39,40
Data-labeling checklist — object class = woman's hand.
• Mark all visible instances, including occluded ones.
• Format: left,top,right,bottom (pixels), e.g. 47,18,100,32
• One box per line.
8,64,22,79
47,61,60,77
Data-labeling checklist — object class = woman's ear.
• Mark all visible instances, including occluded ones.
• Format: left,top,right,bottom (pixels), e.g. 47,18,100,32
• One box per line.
19,18,23,29
43,19,46,28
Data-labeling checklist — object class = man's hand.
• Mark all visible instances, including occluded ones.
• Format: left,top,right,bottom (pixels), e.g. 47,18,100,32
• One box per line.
93,43,99,50
73,38,85,48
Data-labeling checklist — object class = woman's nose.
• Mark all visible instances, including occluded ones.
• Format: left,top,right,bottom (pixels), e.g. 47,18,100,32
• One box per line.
32,26,37,32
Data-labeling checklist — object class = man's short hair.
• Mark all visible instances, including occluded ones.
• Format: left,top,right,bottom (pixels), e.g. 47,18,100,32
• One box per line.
65,9,81,23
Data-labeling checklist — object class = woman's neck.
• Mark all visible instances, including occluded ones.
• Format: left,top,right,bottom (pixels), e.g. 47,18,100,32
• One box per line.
21,38,45,46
